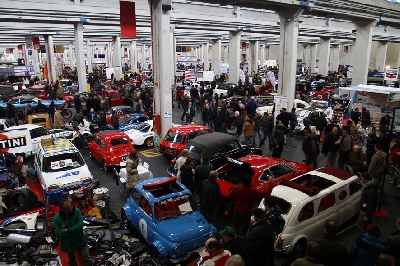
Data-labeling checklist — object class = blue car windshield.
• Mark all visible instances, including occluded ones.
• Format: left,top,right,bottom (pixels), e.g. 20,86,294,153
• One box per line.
154,194,197,221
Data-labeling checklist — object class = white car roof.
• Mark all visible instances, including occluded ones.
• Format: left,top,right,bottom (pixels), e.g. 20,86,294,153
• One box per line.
4,124,44,131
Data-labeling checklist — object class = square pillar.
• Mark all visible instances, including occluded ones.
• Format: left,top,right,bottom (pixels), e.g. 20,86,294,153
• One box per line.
69,43,74,68
248,40,259,74
212,39,221,75
259,44,265,66
130,41,137,73
203,43,209,70
142,44,146,70
351,19,377,85
44,35,57,84
74,23,88,92
318,37,331,75
150,0,173,136
330,45,340,73
113,36,122,81
309,44,317,74
149,45,153,69
228,30,242,83
375,41,388,72
32,48,40,76
277,9,302,110
86,40,92,73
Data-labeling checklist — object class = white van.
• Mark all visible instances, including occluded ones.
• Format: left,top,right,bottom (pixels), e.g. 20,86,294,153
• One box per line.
34,137,92,203
0,124,48,157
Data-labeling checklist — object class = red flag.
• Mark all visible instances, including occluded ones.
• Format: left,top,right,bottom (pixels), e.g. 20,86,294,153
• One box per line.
242,42,246,52
33,37,40,50
120,1,137,38
344,46,349,53
18,45,23,54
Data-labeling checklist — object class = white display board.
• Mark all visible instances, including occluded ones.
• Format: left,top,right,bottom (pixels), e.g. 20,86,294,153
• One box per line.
202,71,214,82
274,96,287,122
106,67,114,79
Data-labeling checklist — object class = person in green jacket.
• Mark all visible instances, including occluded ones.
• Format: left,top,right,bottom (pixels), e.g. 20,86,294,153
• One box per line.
54,200,92,266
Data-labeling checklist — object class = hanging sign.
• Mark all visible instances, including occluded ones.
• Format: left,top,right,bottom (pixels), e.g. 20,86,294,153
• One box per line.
384,68,399,82
25,36,33,50
120,1,137,38
33,37,40,50
241,42,246,52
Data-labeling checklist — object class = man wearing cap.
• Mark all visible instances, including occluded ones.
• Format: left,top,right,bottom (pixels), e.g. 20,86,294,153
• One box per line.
198,238,231,266
219,226,256,266
246,208,274,266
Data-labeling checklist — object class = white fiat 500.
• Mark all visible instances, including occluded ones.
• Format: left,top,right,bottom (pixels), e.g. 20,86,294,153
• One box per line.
269,168,362,258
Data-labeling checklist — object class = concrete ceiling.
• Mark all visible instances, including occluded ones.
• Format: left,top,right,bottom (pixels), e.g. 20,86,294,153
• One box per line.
0,0,400,50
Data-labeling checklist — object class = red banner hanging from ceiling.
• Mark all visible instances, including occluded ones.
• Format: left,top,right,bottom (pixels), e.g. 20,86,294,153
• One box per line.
17,45,23,54
120,1,137,38
344,46,349,53
33,37,40,50
242,42,246,52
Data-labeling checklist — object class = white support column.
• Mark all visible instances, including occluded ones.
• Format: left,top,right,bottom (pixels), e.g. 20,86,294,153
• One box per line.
351,19,377,85
248,40,259,74
212,39,221,75
277,9,303,110
86,40,92,73
318,37,330,75
203,43,209,71
309,44,317,74
44,35,56,84
113,36,122,81
130,41,137,73
74,23,88,93
32,49,40,76
106,43,111,67
375,41,388,72
330,45,340,73
259,44,265,66
223,46,229,63
397,49,400,70
303,45,309,66
200,45,204,66
142,44,146,70
69,43,74,68
150,0,173,136
170,26,176,84
228,30,242,83
149,45,153,70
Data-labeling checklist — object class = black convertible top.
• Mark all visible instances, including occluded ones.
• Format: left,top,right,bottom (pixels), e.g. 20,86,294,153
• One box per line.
187,132,237,161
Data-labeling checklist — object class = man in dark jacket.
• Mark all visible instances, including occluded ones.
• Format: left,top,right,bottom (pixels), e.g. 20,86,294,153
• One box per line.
111,110,119,129
202,171,220,223
195,157,213,205
259,113,271,147
213,106,225,132
245,96,257,117
180,95,189,121
321,126,340,167
276,108,291,128
220,226,257,266
185,101,195,124
356,172,379,234
270,120,288,158
367,127,378,165
73,93,82,113
201,103,213,128
314,220,349,266
348,145,367,173
234,111,243,137
387,217,400,266
315,113,327,139
245,208,274,266
180,158,195,194
302,129,319,169
351,108,361,126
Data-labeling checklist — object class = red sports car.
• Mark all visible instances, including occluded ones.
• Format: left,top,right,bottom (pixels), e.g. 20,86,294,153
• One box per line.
216,155,314,199
160,124,212,158
88,130,134,172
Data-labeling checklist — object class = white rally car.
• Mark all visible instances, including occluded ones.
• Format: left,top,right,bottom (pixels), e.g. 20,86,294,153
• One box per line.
123,122,155,148
34,138,92,203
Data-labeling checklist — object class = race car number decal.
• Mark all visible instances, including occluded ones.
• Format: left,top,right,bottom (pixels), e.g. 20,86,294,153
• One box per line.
139,218,148,238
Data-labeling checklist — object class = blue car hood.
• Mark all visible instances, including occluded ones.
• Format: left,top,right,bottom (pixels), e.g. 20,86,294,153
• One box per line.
119,123,139,131
155,213,211,243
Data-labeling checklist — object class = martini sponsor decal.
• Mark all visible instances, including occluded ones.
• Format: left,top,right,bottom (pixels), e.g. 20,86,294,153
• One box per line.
0,133,27,152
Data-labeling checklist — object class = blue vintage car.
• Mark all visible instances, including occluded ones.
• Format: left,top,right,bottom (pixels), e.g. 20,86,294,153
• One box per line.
0,95,66,109
121,177,217,265
118,113,152,131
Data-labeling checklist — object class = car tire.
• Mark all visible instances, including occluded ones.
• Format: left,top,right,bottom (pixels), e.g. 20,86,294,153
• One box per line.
102,160,110,172
144,137,154,148
121,209,141,238
290,239,307,260
151,247,167,266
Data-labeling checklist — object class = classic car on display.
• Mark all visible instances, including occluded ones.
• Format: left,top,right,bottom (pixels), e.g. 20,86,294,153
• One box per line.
0,95,66,109
186,132,262,169
62,86,79,107
160,124,212,158
89,130,134,172
216,155,314,199
106,106,153,129
28,85,47,99
268,168,362,258
124,123,154,147
101,89,123,107
295,108,333,131
121,176,217,265
27,113,52,130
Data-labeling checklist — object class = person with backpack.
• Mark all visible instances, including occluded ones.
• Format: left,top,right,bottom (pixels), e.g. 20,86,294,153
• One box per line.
336,127,353,170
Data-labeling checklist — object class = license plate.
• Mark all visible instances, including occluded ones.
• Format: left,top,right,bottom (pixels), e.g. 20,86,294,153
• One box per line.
122,155,127,161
